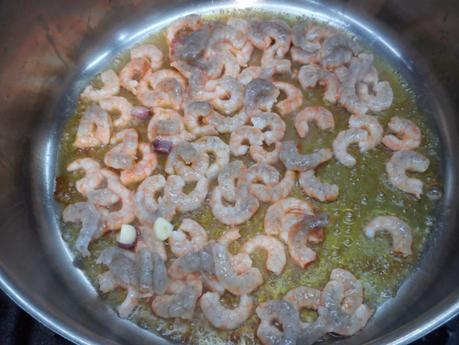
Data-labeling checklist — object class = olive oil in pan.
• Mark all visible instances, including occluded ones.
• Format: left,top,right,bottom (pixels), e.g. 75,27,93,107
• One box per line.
55,9,442,345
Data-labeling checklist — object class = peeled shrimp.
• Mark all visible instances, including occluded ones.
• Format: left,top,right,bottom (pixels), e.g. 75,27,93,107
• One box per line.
198,77,244,115
166,14,203,47
273,81,303,116
217,160,248,203
119,58,150,95
299,170,339,202
170,219,208,257
244,78,280,114
250,142,283,165
298,65,340,104
131,44,163,70
349,114,383,152
165,142,209,182
193,136,230,179
63,202,102,257
213,243,263,295
67,158,104,196
242,235,287,275
104,128,138,170
147,107,194,144
218,229,253,275
99,96,133,128
200,292,254,330
363,216,413,256
238,63,291,85
329,269,364,314
250,112,286,145
163,175,208,213
320,34,359,69
280,140,333,172
256,300,300,345
294,106,335,138
74,103,112,148
283,286,321,314
357,80,393,112
382,116,421,151
333,128,368,167
386,150,429,198
229,126,264,156
247,163,295,203
184,101,218,137
207,109,249,134
139,225,167,261
120,143,157,185
81,70,119,101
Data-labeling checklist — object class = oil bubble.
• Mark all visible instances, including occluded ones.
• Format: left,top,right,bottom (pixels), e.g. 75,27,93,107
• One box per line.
361,195,369,205
376,192,385,203
426,186,442,201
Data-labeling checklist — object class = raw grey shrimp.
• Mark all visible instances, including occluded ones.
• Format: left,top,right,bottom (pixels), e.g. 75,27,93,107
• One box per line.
298,65,340,104
104,128,138,170
98,170,135,230
264,197,314,241
87,188,120,208
170,218,208,257
242,235,287,275
357,80,393,112
193,136,230,179
329,269,364,314
299,170,339,202
81,69,120,101
273,81,303,116
256,300,300,345
139,225,167,261
213,243,263,295
130,44,163,70
167,14,203,47
151,274,203,320
200,292,254,330
287,213,329,268
332,128,369,167
292,22,323,54
386,150,429,198
147,107,194,144
200,77,244,115
119,58,150,95
208,22,247,51
134,175,175,227
211,183,259,225
229,125,264,156
120,143,157,185
320,34,359,69
283,286,321,314
135,246,169,295
67,158,104,196
244,78,280,114
99,96,133,128
74,103,112,148
363,216,413,256
207,109,249,134
63,202,102,257
349,114,383,152
137,69,186,110
184,101,218,136
250,112,286,145
280,140,333,172
163,175,208,213
204,49,240,80
165,142,209,183
247,163,295,203
382,116,422,151
217,160,247,203
168,244,216,280
294,106,335,138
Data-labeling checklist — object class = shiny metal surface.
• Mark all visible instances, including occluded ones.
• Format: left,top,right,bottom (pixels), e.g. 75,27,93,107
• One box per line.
0,0,458,344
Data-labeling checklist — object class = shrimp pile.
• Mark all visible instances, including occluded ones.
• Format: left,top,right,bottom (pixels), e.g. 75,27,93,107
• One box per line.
57,13,440,345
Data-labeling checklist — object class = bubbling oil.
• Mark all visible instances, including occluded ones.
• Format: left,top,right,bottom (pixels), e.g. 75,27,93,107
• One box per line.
55,9,442,345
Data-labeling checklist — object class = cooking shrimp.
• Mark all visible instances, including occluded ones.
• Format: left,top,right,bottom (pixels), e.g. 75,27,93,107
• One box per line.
363,216,413,256
250,142,282,165
165,142,209,183
256,300,300,345
81,70,120,101
357,80,393,112
131,44,163,70
200,292,254,330
170,218,208,257
67,158,104,196
247,164,295,203
280,140,333,172
283,286,321,314
242,235,287,275
166,14,203,47
294,106,335,138
218,229,253,275
244,78,280,114
213,243,263,295
139,225,167,261
319,34,359,69
104,128,138,170
163,175,208,213
184,101,218,136
197,77,244,115
329,269,364,314
349,114,383,152
217,160,248,203
332,128,368,167
74,103,112,148
386,150,429,198
229,126,264,156
99,96,133,128
250,112,286,145
119,58,150,95
120,143,157,185
299,170,339,202
147,107,194,144
382,116,421,151
208,109,249,134
193,136,230,179
298,65,340,104
273,81,303,116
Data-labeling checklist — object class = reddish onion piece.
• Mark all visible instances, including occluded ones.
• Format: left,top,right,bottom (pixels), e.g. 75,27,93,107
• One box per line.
153,139,173,154
131,106,151,120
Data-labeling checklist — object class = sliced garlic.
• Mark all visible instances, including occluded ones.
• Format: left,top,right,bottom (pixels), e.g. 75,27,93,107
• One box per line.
118,224,137,246
154,217,173,241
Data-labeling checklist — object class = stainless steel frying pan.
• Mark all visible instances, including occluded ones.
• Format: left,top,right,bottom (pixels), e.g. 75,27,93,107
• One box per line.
0,0,458,344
